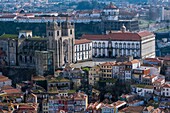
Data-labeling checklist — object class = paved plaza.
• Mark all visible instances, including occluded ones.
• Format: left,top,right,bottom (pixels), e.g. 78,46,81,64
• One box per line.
71,58,116,68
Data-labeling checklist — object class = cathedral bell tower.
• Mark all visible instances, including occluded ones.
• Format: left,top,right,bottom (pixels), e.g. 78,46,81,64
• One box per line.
46,18,75,68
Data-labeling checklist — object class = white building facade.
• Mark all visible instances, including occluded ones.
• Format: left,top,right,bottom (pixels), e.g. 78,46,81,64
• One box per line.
81,30,155,59
75,39,92,62
161,84,170,97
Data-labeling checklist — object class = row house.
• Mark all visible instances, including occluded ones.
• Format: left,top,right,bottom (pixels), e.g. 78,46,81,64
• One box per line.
133,82,170,98
99,62,115,80
47,77,70,92
112,59,140,80
99,59,140,81
132,84,154,97
142,75,158,85
45,92,88,113
161,83,170,97
153,78,165,96
88,65,102,86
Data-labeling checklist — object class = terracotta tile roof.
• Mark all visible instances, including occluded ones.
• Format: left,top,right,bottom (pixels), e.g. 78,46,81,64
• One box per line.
162,83,170,88
3,88,21,94
125,59,140,65
143,75,157,79
81,31,153,41
32,75,45,81
153,78,164,83
0,75,11,82
75,39,92,45
100,62,115,66
144,58,162,64
1,85,13,90
138,31,154,37
119,106,144,112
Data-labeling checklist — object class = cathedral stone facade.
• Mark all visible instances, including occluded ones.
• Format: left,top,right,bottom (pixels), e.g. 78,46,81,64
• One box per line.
47,21,75,68
0,20,75,71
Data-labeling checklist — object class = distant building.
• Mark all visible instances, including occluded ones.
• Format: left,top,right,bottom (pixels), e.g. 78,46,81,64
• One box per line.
100,62,115,80
88,65,102,86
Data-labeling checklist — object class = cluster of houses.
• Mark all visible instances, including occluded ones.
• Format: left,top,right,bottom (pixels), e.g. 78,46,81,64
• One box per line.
0,56,170,112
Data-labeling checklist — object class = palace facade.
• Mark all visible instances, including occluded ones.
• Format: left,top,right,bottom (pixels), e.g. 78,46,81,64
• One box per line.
81,26,155,59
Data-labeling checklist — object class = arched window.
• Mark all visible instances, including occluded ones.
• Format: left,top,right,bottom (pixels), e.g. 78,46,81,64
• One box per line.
123,43,126,49
20,34,25,39
98,42,101,48
132,43,134,48
136,43,139,48
119,43,122,48
28,34,31,38
94,42,97,47
128,43,130,48
102,42,105,48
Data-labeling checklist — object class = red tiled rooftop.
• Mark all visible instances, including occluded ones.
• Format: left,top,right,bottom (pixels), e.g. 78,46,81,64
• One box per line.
0,75,11,82
162,83,170,88
1,85,13,90
100,62,115,66
138,31,153,37
81,31,153,41
3,89,21,94
75,39,92,45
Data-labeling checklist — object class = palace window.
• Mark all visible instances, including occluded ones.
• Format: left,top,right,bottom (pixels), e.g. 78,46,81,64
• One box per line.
119,43,122,48
115,42,118,48
108,42,112,48
99,49,101,56
136,43,139,49
98,42,101,48
123,43,126,49
128,43,130,48
102,42,105,48
132,43,134,48
94,42,97,47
